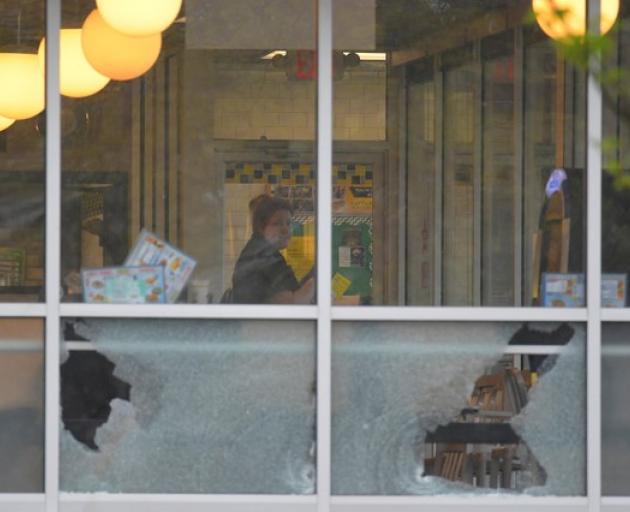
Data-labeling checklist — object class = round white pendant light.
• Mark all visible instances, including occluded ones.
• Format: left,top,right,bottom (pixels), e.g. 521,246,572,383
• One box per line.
0,53,45,120
81,9,162,81
38,29,110,98
96,0,182,36
533,0,620,39
0,114,15,132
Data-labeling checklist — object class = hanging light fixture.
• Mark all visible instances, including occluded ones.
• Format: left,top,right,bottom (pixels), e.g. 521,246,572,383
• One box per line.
533,0,620,39
0,114,15,132
38,29,110,98
96,0,182,36
0,53,45,120
81,9,162,81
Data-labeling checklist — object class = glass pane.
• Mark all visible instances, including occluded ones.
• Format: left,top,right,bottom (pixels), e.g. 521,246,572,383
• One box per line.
0,319,44,492
332,0,587,306
0,1,46,302
332,321,586,495
60,319,315,494
61,1,317,305
602,323,630,495
602,8,630,307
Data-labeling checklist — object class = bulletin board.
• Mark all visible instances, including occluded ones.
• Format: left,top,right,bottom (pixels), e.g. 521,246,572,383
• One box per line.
223,161,374,301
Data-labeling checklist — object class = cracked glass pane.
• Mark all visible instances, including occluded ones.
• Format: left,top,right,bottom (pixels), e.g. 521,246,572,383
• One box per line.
60,319,315,494
602,323,630,495
332,321,586,495
0,319,44,493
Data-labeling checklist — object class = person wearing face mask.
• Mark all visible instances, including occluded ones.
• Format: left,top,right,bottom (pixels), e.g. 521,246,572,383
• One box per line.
229,194,315,304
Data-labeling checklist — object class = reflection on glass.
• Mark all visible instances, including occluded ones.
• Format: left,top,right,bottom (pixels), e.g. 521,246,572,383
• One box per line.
523,35,586,308
443,53,476,305
333,0,587,306
602,11,630,308
0,1,46,303
602,324,630,495
482,34,515,306
60,319,316,494
0,319,44,493
60,0,317,305
332,321,585,495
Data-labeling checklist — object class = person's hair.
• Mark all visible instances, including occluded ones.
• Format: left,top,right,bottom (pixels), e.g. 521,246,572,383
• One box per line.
250,194,292,234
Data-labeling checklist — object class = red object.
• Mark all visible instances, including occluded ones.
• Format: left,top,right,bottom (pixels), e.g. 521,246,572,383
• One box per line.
295,50,317,80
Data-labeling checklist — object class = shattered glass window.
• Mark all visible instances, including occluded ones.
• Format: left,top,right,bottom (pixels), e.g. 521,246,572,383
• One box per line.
602,323,630,495
0,319,44,493
60,319,316,494
332,321,586,495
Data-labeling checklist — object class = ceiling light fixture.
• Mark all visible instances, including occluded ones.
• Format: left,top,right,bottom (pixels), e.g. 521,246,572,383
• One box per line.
96,0,182,36
0,53,45,120
0,114,15,132
81,9,162,81
532,0,619,39
38,29,110,98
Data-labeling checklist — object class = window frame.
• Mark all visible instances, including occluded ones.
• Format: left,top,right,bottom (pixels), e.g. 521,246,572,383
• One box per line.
2,0,628,510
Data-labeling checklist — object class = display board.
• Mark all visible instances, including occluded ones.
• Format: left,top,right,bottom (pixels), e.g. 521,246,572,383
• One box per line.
223,161,374,303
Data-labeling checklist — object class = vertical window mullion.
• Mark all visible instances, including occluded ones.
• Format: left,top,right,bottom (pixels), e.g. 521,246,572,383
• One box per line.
317,0,333,511
587,0,603,510
45,0,61,509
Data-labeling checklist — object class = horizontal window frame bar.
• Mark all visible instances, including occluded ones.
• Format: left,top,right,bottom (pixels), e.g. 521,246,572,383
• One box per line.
59,341,567,355
600,309,630,322
330,497,588,505
0,305,593,322
59,494,317,503
0,304,47,317
58,304,319,320
0,495,45,502
330,497,588,511
332,307,588,322
602,497,630,504
0,495,45,512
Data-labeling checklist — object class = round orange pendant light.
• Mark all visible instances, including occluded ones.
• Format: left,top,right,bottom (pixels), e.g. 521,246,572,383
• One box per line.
81,9,162,81
96,0,182,36
533,0,619,39
38,29,110,98
0,53,45,120
0,114,15,132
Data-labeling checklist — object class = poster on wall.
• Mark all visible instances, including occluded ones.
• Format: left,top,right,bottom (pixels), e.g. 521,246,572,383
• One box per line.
125,230,197,303
332,216,373,304
0,247,26,286
82,266,166,304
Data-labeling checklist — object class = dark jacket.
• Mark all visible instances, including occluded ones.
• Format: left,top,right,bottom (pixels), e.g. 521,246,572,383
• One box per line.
231,233,299,304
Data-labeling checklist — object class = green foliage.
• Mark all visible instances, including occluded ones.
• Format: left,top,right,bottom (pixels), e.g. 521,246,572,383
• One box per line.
527,4,630,188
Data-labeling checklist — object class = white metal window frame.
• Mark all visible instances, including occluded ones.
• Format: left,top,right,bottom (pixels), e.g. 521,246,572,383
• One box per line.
1,0,629,510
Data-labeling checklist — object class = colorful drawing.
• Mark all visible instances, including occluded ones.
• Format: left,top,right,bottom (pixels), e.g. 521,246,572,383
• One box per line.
82,266,166,304
126,230,197,303
541,273,585,308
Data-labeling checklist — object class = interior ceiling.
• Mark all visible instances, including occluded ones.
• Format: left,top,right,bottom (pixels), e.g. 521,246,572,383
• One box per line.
0,0,96,49
0,0,523,53
375,0,522,49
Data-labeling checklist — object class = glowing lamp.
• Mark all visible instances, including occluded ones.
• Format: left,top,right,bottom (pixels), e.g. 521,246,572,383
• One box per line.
0,114,15,132
0,53,45,120
38,29,110,98
96,0,182,36
533,0,620,39
81,10,162,81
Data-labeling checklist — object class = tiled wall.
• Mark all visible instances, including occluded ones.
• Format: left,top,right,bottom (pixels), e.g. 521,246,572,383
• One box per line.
213,63,386,141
